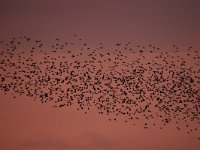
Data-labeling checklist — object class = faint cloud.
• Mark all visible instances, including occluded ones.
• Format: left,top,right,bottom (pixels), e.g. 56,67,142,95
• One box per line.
82,132,115,149
19,133,117,150
20,138,70,149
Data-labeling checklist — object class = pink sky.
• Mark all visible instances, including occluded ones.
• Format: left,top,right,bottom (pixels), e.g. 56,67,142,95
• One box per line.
0,0,200,150
1,93,200,150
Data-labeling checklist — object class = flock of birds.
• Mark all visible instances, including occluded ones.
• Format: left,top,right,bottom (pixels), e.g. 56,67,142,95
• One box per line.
0,35,199,139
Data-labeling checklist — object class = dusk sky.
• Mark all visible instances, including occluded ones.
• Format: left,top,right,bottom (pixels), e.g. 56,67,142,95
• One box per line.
0,0,200,150
1,0,200,47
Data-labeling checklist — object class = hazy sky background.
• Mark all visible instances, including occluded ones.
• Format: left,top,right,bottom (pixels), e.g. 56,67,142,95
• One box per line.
1,0,200,48
0,0,200,150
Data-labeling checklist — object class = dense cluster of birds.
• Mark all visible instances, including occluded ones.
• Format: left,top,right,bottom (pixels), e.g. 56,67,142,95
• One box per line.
0,35,199,138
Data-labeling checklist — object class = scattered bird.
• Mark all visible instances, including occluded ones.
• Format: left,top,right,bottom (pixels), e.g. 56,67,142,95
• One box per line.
0,35,199,139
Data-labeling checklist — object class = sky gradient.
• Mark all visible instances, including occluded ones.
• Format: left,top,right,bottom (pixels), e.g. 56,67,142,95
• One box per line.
1,0,200,48
0,0,200,150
